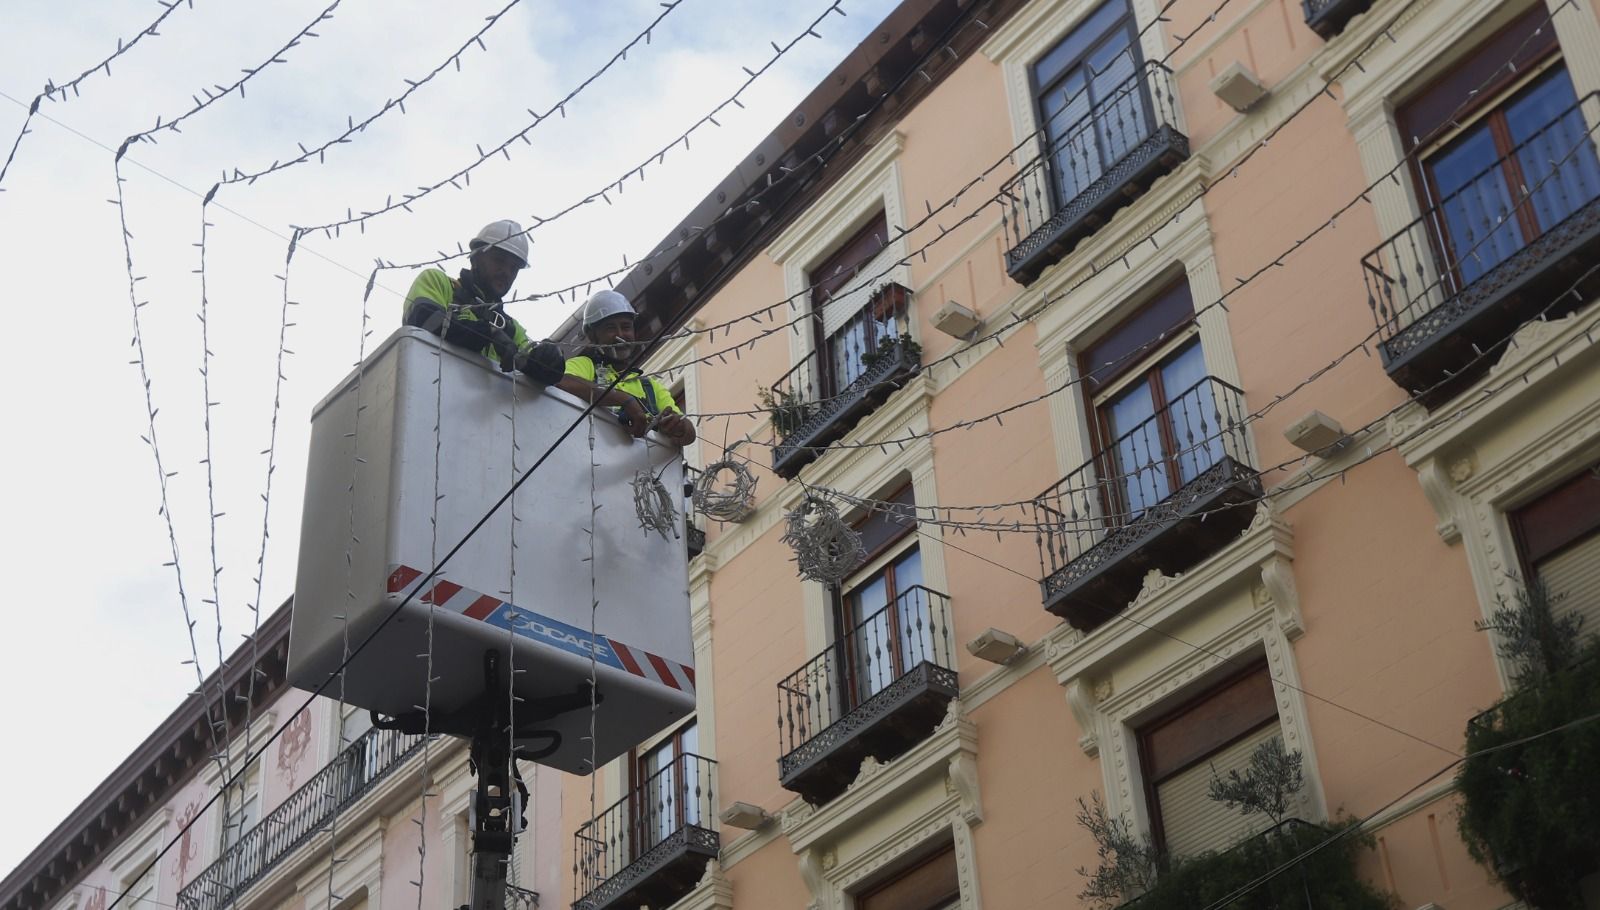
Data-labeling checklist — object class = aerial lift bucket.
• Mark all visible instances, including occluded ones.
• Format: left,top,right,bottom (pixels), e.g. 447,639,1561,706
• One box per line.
288,327,695,775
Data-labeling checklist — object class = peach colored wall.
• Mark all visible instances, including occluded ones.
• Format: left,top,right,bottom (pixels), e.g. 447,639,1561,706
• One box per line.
724,831,812,908
1169,0,1323,148
968,668,1099,907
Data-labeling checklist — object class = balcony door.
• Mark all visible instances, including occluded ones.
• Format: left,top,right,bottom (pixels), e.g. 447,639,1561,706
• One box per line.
1081,280,1219,524
1032,0,1147,207
811,212,893,396
1415,64,1600,292
845,545,928,704
634,720,699,854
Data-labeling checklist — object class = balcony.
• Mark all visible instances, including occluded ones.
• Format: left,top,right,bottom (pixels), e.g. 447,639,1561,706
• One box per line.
573,754,718,910
778,586,957,806
508,885,542,908
767,284,921,478
1302,0,1373,39
1031,377,1260,632
1002,61,1188,287
177,727,428,910
1365,93,1600,408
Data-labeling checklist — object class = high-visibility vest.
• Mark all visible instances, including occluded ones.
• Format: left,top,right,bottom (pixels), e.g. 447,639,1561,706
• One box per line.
403,268,530,363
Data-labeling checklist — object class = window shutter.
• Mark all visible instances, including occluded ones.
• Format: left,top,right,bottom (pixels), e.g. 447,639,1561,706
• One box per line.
1536,532,1600,640
856,843,959,910
819,248,897,337
1155,725,1289,858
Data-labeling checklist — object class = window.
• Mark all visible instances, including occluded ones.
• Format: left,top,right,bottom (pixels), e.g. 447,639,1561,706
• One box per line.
121,862,156,909
218,760,262,854
1137,662,1289,856
1511,466,1600,636
1031,0,1146,206
1080,280,1218,521
633,719,701,852
337,701,378,800
809,212,903,396
855,842,960,910
839,485,935,702
1399,13,1600,293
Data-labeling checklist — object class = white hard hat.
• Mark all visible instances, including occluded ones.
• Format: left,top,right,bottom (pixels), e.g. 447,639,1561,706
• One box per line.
469,219,529,267
582,289,635,328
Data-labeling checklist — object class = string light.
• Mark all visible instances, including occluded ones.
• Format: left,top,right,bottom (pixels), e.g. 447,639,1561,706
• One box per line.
0,0,196,190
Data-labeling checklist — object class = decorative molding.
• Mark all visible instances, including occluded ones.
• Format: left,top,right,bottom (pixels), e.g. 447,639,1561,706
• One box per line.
1044,501,1298,682
1044,504,1324,836
671,859,735,910
784,704,982,910
1392,304,1600,690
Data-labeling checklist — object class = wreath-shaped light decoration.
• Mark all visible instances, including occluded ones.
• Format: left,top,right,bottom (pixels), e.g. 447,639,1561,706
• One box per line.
781,494,865,585
632,470,678,540
693,442,758,522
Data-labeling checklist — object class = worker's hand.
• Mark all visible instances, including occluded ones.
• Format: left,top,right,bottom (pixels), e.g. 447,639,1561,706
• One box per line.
515,342,566,385
619,398,651,439
655,412,694,446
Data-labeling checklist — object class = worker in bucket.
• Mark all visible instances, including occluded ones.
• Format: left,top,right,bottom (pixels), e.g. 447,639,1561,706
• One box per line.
557,289,696,446
401,219,566,384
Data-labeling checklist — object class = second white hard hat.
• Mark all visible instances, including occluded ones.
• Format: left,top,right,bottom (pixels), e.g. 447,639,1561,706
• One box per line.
582,289,635,328
469,219,530,267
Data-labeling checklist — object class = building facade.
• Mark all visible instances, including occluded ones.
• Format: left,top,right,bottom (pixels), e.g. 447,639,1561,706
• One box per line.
563,0,1600,906
0,604,561,910
7,0,1600,907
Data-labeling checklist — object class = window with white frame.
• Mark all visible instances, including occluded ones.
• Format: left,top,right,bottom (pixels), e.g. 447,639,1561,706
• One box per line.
218,759,262,854
807,211,908,398
1030,0,1146,206
120,861,157,909
1135,661,1302,856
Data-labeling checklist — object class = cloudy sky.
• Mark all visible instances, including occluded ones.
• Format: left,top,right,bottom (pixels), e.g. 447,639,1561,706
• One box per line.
0,0,896,876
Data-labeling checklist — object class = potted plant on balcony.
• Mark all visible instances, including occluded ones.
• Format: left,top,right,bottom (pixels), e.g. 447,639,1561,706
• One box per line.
858,334,923,373
757,385,811,437
1078,740,1390,909
1458,582,1600,908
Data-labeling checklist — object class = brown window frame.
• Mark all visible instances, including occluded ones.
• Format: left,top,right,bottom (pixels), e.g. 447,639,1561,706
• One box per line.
1136,661,1278,852
628,717,699,857
1077,278,1202,524
1396,10,1565,296
1510,466,1600,579
835,483,922,708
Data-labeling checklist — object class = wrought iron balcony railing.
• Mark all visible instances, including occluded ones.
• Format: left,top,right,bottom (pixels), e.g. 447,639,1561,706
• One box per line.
178,727,429,910
1364,92,1600,407
682,466,706,559
777,586,958,805
767,283,920,478
1001,60,1188,286
573,753,718,910
1030,377,1260,631
1302,0,1375,38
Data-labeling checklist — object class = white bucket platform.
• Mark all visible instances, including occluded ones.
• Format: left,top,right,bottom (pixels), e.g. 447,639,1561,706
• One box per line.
289,327,695,774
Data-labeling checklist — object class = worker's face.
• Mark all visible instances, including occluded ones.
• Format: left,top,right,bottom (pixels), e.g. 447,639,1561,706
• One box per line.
589,314,637,360
469,245,525,301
